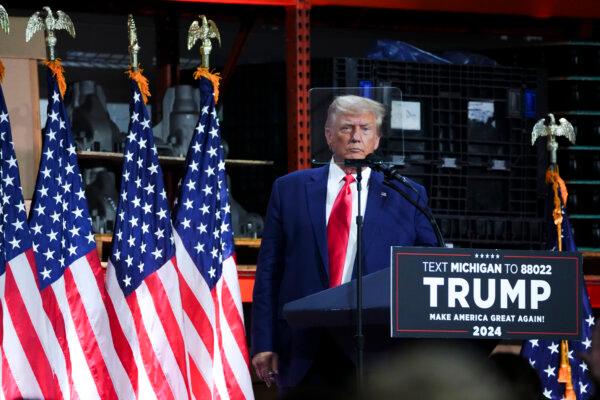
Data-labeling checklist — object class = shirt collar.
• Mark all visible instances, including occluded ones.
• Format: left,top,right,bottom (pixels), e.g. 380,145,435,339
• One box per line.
329,158,371,185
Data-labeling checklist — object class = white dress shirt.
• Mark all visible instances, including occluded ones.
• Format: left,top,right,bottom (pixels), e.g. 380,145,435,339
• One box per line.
325,159,371,284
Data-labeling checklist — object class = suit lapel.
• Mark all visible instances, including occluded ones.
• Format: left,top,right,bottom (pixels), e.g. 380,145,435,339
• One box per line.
361,171,388,273
305,165,330,285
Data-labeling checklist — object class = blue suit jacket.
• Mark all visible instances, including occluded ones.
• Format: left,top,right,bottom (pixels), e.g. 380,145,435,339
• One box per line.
251,164,437,387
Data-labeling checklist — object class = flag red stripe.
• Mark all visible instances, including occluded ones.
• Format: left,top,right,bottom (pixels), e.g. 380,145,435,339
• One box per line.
2,344,21,399
221,281,250,366
64,266,118,400
212,289,245,400
88,253,138,394
127,290,175,400
4,263,61,399
179,276,215,356
189,356,212,400
144,268,189,382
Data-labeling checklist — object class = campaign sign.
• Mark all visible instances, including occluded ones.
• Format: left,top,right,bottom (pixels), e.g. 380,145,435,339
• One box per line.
391,247,582,340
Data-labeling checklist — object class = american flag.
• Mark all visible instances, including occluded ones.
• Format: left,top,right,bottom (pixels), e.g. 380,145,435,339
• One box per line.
173,75,253,399
522,185,594,399
0,75,60,398
28,68,134,398
105,79,190,398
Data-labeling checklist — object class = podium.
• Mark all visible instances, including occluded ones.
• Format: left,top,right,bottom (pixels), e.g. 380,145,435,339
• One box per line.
282,267,497,370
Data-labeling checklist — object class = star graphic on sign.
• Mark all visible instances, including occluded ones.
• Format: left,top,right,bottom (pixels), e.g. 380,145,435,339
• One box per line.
586,315,595,327
547,342,559,354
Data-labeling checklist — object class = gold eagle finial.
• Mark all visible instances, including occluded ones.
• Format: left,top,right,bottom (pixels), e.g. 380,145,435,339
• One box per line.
0,5,9,35
531,113,576,166
127,14,140,71
26,6,76,60
187,15,221,68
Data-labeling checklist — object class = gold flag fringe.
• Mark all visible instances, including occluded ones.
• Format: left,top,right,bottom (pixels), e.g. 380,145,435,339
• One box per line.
0,60,5,83
193,67,221,104
546,166,575,400
44,59,67,98
126,67,151,105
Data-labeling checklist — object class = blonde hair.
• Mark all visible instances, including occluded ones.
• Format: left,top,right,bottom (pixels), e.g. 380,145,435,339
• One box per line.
325,95,386,135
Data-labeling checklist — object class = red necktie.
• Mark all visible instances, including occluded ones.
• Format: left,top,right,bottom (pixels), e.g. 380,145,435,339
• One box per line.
327,174,355,287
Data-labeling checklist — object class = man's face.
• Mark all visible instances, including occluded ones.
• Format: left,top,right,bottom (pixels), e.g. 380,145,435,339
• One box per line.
325,112,381,162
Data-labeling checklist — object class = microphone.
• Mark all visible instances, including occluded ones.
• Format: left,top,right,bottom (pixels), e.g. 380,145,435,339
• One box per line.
354,154,420,196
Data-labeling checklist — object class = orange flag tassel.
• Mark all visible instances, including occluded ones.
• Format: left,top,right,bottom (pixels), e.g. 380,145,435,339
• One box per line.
126,67,151,105
193,67,221,104
545,167,568,251
558,341,576,400
0,60,5,84
44,59,67,98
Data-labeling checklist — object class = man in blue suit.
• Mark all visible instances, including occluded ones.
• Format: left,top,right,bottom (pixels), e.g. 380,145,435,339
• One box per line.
251,95,438,392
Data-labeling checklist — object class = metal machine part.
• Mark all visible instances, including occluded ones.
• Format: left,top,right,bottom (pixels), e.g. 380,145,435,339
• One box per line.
66,80,122,152
153,85,200,157
83,168,118,234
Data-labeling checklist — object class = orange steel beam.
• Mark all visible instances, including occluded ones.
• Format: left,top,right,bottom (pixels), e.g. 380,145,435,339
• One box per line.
285,0,311,171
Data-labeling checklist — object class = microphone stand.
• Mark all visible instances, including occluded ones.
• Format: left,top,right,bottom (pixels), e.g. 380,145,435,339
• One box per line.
355,165,365,392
